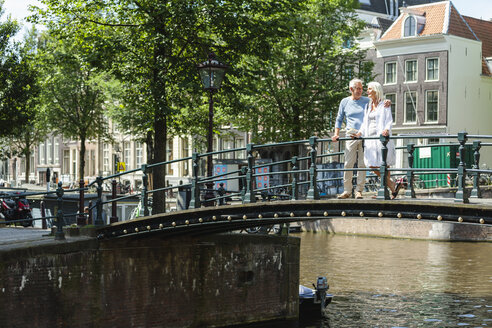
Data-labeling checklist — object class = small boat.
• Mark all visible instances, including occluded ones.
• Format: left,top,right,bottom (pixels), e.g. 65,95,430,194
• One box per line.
299,276,333,318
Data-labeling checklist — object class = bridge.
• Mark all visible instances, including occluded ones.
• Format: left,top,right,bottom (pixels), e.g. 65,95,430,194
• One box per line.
1,132,492,239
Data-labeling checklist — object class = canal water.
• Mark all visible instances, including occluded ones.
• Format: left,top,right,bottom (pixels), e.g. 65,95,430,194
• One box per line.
298,232,492,327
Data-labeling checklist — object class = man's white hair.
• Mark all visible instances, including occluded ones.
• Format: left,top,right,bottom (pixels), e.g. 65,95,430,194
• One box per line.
349,78,363,89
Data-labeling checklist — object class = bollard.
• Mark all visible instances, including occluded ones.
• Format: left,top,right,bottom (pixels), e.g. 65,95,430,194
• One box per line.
189,154,201,209
470,140,482,198
55,182,65,240
40,200,47,230
77,179,85,226
141,164,149,216
307,136,319,200
291,156,299,200
454,132,469,203
110,179,118,223
405,143,416,198
94,176,104,225
376,134,390,200
243,144,256,204
87,200,93,225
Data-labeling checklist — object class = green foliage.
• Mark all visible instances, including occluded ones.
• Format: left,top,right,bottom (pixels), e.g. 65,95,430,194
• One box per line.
225,0,374,143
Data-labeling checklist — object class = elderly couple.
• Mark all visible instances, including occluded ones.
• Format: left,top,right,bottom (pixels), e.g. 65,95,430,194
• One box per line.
332,79,402,200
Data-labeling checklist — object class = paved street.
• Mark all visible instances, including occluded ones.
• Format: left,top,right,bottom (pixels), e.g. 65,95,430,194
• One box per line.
0,227,51,246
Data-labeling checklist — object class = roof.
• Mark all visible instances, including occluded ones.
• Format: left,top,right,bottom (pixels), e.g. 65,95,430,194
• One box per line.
357,0,443,16
376,17,395,34
380,1,478,41
463,15,492,75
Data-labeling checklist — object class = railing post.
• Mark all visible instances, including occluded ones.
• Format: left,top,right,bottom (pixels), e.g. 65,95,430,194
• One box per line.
454,132,469,203
110,179,118,223
87,200,93,225
377,134,390,200
141,164,150,216
240,166,247,200
40,200,47,230
470,140,482,198
405,143,416,198
77,179,85,226
94,176,104,226
307,136,319,200
189,153,201,209
243,144,256,204
55,182,65,240
291,156,298,200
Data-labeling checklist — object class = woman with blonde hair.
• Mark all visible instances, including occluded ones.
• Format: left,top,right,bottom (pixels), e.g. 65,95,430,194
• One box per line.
355,81,402,199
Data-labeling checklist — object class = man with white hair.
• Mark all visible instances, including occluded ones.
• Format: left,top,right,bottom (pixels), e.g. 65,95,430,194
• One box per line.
332,79,390,199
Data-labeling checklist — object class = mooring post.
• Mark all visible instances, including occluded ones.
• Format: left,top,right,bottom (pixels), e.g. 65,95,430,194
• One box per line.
141,164,150,216
40,200,47,230
454,132,469,203
55,182,65,240
94,176,104,226
243,144,256,204
77,179,85,226
110,179,118,223
189,153,201,209
291,156,299,200
307,136,319,200
470,140,482,198
377,134,390,200
405,143,416,198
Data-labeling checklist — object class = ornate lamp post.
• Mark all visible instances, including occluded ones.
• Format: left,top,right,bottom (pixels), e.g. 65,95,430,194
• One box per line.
197,53,228,204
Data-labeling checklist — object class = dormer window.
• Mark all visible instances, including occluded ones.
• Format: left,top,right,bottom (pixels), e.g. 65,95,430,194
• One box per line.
404,16,417,37
403,14,426,37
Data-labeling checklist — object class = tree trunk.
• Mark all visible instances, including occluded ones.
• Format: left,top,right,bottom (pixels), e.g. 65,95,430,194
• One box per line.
24,149,31,184
152,111,167,214
79,136,86,182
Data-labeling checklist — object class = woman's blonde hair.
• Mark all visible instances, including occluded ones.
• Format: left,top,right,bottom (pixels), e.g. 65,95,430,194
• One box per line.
368,81,383,102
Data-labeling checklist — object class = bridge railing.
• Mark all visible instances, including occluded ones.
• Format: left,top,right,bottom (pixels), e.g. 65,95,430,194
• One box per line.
3,131,492,239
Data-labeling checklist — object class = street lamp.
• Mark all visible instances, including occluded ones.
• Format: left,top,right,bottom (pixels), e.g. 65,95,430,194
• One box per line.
197,53,228,205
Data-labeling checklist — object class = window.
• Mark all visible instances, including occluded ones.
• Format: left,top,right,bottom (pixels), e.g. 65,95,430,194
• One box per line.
426,58,439,81
404,16,416,37
235,138,245,159
223,139,234,159
426,90,439,122
63,150,70,175
124,142,131,170
54,139,59,164
72,149,77,178
103,144,109,173
167,139,173,175
47,138,52,164
90,150,96,176
404,92,417,123
405,60,417,82
385,62,397,84
385,93,397,123
135,142,143,168
39,142,45,165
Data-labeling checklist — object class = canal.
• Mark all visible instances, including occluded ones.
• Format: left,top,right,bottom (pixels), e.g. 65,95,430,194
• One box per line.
298,232,492,327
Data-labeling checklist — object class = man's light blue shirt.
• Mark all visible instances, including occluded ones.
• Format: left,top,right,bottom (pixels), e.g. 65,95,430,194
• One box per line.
335,96,370,131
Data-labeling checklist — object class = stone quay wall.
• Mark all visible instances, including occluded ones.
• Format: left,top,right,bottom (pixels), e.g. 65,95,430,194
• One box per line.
0,233,300,327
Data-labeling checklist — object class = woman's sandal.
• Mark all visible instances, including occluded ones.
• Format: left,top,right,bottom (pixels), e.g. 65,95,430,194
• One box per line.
391,181,402,199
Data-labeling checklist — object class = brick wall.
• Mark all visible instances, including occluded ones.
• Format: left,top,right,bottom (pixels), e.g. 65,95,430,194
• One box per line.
0,234,299,327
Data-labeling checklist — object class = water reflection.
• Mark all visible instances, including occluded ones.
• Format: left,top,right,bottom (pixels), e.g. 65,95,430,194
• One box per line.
298,233,492,327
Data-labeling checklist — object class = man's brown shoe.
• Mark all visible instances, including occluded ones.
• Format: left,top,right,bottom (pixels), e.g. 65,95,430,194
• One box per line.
355,191,363,199
337,192,351,199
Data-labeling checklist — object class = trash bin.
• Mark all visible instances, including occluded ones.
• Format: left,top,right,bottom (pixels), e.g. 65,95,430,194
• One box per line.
177,186,191,210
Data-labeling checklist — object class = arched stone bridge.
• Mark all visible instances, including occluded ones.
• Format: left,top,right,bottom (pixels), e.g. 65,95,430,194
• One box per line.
97,198,492,240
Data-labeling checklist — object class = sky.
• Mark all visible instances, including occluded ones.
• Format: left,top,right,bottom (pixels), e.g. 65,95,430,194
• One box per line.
1,0,492,32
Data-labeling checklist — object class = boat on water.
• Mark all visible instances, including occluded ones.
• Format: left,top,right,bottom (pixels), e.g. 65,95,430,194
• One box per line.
299,276,332,318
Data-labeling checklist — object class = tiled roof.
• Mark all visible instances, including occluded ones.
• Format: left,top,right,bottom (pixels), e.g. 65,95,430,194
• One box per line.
380,1,478,41
358,0,442,15
464,15,492,76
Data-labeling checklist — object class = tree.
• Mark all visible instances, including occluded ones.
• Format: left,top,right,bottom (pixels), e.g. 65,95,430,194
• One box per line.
37,33,112,181
225,0,374,143
32,0,304,213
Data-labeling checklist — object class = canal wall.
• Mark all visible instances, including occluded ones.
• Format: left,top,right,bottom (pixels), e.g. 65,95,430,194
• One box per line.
0,233,299,327
302,218,492,241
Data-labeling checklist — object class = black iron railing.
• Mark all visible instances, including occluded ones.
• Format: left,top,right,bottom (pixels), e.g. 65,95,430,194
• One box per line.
2,131,492,239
